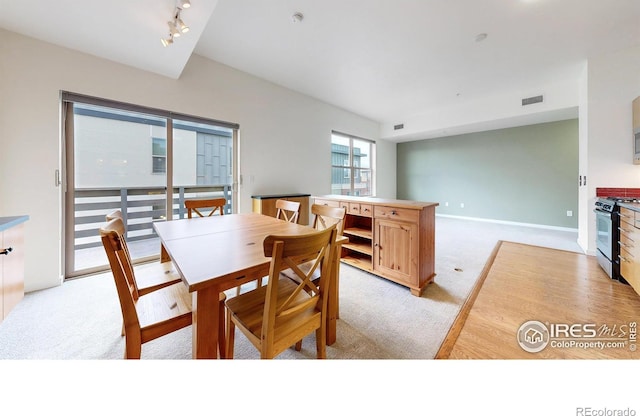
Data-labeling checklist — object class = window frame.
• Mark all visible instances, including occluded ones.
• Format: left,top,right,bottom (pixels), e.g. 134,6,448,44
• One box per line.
331,131,375,196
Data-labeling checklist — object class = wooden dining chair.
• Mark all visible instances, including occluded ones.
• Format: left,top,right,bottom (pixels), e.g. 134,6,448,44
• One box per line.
275,199,301,223
100,217,227,359
104,210,181,296
225,225,338,359
185,197,226,218
281,204,347,345
310,204,346,236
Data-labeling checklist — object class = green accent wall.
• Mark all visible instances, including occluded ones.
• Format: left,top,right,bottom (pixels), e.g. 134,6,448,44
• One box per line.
397,119,579,228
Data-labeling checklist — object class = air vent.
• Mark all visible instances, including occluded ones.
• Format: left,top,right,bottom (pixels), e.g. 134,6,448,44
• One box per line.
522,95,543,106
393,123,404,130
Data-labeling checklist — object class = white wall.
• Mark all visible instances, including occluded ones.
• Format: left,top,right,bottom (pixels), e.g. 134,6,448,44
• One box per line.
583,45,640,253
0,29,392,292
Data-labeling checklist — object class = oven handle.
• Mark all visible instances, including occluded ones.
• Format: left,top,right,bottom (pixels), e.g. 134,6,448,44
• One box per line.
593,209,612,217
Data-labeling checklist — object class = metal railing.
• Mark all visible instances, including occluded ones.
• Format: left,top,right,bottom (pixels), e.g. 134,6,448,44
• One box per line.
73,185,232,252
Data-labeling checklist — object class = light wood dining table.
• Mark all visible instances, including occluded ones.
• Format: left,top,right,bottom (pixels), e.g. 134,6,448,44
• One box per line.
153,213,344,359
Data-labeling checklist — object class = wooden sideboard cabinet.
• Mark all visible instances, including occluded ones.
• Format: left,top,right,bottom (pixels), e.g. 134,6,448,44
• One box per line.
252,193,310,225
1,216,28,322
314,195,438,296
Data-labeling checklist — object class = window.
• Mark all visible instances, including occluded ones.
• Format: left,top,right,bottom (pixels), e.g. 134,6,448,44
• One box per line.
331,132,375,196
152,137,166,173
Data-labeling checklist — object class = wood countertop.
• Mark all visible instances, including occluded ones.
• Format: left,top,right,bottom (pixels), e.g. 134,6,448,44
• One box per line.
313,195,439,210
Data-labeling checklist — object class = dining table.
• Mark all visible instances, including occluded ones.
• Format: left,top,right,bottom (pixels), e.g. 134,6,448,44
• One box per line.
153,212,345,359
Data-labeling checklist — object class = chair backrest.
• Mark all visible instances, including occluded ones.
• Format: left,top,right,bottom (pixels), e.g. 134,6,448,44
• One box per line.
275,199,301,223
99,217,142,299
185,198,226,218
311,204,346,236
100,218,141,331
261,225,338,353
105,210,123,221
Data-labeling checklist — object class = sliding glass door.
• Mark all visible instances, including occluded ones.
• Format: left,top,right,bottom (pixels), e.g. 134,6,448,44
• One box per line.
62,93,239,278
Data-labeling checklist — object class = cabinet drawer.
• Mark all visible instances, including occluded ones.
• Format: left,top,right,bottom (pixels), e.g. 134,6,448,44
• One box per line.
348,203,362,215
339,201,350,211
619,207,636,227
345,203,373,217
619,230,637,251
619,246,636,281
374,206,420,222
359,204,373,217
314,198,340,208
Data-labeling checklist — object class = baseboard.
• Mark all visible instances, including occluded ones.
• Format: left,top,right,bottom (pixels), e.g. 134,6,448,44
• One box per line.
436,213,578,233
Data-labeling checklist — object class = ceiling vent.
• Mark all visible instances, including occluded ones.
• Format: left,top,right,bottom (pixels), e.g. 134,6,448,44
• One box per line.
522,95,543,106
393,123,404,130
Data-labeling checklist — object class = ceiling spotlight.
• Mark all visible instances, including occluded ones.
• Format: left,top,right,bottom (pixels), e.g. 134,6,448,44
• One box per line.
177,17,189,33
168,20,181,37
161,36,174,47
292,12,304,23
181,0,191,8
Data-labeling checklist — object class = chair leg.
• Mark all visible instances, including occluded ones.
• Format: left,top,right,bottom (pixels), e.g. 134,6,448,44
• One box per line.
226,313,235,359
316,327,326,359
124,334,142,359
295,340,302,351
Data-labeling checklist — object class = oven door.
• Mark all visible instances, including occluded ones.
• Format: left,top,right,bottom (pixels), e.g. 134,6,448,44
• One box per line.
595,209,613,260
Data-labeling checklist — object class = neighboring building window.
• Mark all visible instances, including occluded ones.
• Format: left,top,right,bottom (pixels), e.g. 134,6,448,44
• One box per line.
152,137,166,173
331,132,375,196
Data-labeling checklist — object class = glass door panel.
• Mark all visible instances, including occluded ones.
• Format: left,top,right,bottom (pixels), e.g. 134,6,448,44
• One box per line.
68,103,168,276
171,119,235,219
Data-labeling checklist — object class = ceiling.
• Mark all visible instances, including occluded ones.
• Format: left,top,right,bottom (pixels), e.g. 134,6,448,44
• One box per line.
1,0,639,139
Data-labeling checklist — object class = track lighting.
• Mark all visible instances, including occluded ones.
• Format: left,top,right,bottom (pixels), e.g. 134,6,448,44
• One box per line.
160,2,191,47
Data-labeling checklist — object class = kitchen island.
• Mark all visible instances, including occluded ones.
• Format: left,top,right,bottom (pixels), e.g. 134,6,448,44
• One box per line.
313,195,438,296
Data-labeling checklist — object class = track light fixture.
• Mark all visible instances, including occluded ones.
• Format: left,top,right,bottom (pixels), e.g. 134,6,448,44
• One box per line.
161,2,191,47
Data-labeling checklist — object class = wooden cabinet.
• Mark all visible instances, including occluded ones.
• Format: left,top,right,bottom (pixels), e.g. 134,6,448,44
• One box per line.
252,193,310,225
314,195,438,296
618,207,640,295
1,216,28,322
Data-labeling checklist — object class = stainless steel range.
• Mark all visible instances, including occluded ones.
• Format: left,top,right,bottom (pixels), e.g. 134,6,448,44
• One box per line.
594,196,635,282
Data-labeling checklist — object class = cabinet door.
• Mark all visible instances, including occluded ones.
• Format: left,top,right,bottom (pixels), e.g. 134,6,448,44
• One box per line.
374,219,418,285
2,224,25,319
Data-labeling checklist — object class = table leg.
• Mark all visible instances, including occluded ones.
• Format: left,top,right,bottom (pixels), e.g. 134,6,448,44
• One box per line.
326,251,341,346
192,287,220,359
160,243,171,263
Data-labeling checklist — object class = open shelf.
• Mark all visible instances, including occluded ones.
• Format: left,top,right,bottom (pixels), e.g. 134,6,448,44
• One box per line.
341,253,373,272
342,241,372,256
343,227,372,240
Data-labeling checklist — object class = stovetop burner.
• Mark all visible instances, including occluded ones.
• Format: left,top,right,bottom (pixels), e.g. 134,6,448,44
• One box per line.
603,196,640,203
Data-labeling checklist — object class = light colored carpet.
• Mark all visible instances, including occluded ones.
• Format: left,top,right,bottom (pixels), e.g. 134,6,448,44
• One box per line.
0,216,581,360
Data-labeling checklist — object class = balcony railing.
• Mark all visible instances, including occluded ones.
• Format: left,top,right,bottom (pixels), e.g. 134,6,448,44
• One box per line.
70,185,231,275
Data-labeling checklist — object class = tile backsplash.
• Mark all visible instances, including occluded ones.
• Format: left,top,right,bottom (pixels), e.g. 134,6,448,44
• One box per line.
596,187,640,198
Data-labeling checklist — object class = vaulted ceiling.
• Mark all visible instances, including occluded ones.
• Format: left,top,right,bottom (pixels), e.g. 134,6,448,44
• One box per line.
1,0,639,140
